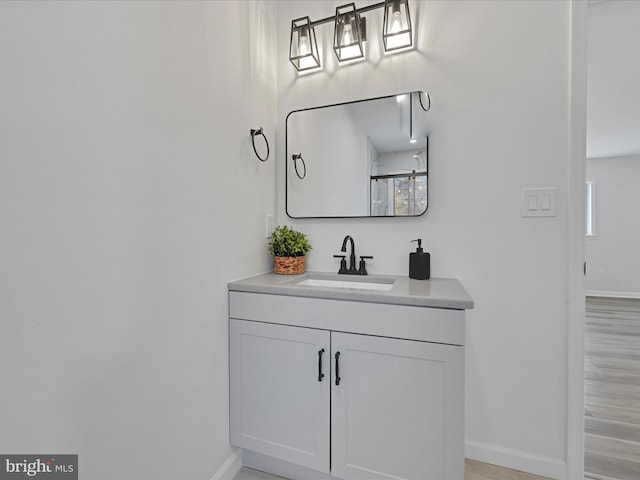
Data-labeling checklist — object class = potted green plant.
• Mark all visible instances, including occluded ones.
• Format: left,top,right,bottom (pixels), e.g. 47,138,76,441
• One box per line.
268,225,312,275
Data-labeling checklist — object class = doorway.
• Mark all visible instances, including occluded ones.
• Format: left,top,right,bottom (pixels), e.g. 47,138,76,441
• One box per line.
583,2,640,478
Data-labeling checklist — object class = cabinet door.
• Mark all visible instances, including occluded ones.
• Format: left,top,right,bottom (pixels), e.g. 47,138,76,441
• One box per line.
229,319,330,473
331,333,464,480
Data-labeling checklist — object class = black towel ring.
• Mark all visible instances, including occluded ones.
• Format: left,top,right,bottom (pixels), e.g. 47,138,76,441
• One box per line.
418,92,431,112
250,127,269,162
292,153,306,179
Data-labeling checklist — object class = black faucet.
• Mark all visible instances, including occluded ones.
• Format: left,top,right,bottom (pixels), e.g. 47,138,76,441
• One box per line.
333,235,372,275
341,235,357,273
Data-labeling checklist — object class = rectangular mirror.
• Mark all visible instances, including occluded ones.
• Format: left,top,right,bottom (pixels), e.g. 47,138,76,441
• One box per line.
286,91,430,218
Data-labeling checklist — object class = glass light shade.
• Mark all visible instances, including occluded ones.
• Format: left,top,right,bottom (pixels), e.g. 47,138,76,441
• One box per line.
289,17,321,72
333,3,365,63
382,0,413,53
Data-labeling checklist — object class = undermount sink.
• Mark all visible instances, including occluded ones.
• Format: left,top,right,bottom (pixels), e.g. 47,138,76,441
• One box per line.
295,277,395,291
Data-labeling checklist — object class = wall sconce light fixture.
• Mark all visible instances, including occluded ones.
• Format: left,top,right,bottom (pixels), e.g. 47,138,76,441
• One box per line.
289,16,321,72
334,4,366,63
289,0,413,72
383,0,412,53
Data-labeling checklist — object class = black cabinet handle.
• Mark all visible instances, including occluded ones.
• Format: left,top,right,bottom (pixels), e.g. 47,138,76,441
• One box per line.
318,349,325,382
335,351,341,386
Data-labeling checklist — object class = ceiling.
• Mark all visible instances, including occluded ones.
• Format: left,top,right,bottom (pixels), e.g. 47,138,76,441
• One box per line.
587,0,640,159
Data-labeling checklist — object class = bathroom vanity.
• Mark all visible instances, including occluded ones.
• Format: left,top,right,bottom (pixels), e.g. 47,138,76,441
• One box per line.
228,272,473,480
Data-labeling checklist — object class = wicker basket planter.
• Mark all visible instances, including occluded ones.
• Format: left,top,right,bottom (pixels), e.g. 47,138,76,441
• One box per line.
274,256,305,275
268,225,311,275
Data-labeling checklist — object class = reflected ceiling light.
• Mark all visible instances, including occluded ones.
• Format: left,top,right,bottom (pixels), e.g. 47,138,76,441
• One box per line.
289,17,321,72
289,1,413,73
383,0,413,53
334,3,366,63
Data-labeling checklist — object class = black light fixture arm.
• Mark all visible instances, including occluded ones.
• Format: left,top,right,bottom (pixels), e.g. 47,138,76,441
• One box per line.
289,0,411,72
307,1,386,28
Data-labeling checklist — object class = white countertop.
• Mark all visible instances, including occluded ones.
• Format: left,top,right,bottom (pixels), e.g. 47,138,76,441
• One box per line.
228,271,474,310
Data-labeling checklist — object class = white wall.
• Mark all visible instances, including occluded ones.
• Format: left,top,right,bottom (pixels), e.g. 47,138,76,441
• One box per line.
277,1,577,477
587,1,640,158
585,1,640,299
287,106,369,217
586,155,640,297
0,1,277,478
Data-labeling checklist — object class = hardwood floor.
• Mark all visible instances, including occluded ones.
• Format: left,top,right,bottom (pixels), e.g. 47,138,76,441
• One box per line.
584,296,640,480
233,460,554,480
463,459,550,479
233,467,287,480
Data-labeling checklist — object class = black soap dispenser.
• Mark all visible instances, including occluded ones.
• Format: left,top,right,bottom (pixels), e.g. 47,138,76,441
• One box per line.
409,239,430,280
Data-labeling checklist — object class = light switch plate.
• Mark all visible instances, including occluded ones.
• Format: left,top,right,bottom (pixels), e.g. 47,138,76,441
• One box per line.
522,188,557,217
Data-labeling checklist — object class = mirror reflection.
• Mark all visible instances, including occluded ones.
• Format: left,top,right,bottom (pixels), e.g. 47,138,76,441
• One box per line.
286,91,430,218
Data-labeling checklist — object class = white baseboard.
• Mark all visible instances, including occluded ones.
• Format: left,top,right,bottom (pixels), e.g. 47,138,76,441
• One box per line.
210,449,243,480
465,440,567,480
586,290,640,299
219,446,567,480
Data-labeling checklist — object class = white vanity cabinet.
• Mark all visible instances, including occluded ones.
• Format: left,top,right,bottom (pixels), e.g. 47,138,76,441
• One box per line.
229,319,331,473
330,332,463,480
228,283,470,480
